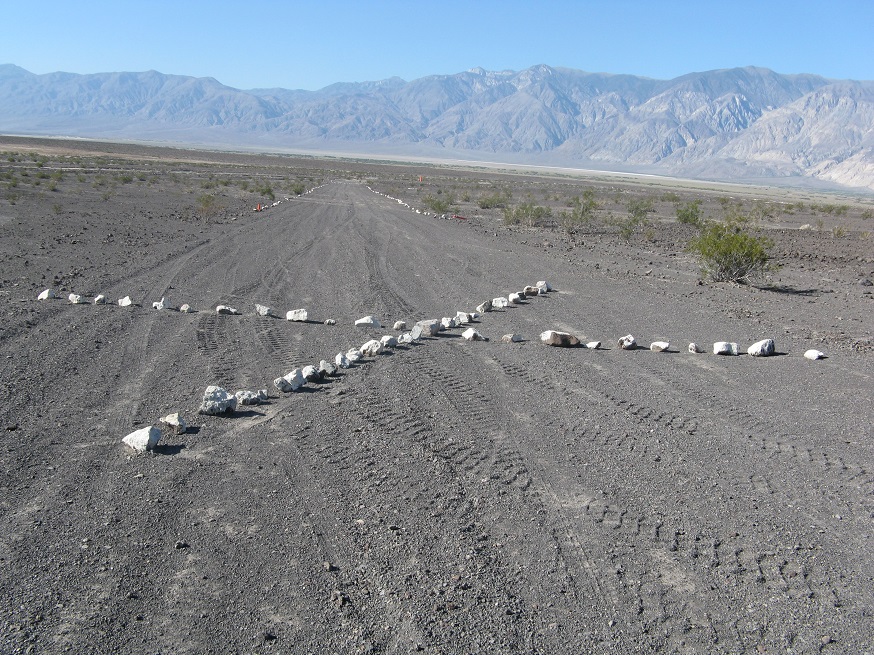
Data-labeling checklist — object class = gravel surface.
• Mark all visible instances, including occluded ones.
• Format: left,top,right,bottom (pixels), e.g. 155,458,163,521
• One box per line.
1,140,872,654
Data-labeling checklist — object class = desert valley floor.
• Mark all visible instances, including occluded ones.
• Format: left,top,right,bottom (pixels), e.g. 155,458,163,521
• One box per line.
0,138,872,654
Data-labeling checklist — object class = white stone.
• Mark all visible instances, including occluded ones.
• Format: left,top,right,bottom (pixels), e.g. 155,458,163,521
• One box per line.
274,369,305,393
334,352,351,369
216,305,240,315
492,297,510,309
462,328,486,341
502,334,523,343
650,341,670,352
380,335,398,348
476,301,493,313
747,339,776,357
508,292,524,304
122,426,162,452
179,304,193,313
319,360,338,376
37,289,55,301
301,365,321,382
586,341,601,350
541,330,580,347
414,319,441,337
160,412,187,435
235,390,265,405
355,316,381,328
152,297,169,310
523,285,539,297
393,321,407,331
397,332,413,344
93,294,106,305
360,339,383,357
536,281,552,292
286,308,308,322
346,348,363,363
441,317,457,329
324,319,336,325
254,304,273,317
804,349,826,360
199,385,238,414
68,293,85,304
688,342,705,353
455,312,472,325
713,341,739,356
118,296,133,307
617,335,636,350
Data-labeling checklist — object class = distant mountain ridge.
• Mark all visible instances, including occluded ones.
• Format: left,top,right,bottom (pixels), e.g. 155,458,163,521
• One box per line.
1,63,873,190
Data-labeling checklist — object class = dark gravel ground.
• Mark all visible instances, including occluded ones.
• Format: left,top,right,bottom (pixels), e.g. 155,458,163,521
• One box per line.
0,139,872,654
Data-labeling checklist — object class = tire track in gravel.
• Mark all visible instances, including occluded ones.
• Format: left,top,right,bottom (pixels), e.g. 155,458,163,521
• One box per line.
478,347,861,652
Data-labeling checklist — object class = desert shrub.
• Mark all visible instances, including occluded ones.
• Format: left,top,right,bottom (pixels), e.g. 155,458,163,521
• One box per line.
477,190,511,209
423,194,455,213
291,182,306,196
560,188,599,233
660,191,681,202
862,209,873,220
676,200,702,225
196,194,223,219
503,203,552,227
687,222,773,283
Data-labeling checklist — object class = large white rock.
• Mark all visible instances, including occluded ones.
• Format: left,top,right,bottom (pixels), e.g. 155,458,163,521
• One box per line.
254,304,273,317
274,369,305,392
380,335,398,348
93,294,106,305
68,293,85,304
324,319,336,325
37,289,55,301
286,308,308,321
393,321,407,331
688,342,705,353
355,316,381,328
414,319,441,337
713,342,739,356
160,412,187,435
360,339,383,357
199,385,238,414
502,334,523,343
541,330,580,347
462,328,486,341
747,339,776,357
804,349,826,360
179,304,193,313
152,297,169,310
476,300,493,313
617,335,636,350
118,296,133,307
346,348,363,363
216,305,240,315
536,281,552,292
586,341,602,350
508,292,524,304
334,352,351,369
492,297,510,309
397,332,414,344
122,426,162,452
650,341,670,352
455,312,472,325
441,317,458,329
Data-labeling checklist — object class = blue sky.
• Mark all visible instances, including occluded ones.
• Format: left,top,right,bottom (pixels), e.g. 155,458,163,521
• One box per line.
3,0,872,89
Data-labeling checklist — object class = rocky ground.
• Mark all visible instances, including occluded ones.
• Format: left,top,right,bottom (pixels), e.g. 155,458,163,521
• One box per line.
0,138,872,654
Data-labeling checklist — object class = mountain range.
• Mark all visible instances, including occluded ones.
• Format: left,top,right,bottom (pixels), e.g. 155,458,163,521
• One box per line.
1,63,873,191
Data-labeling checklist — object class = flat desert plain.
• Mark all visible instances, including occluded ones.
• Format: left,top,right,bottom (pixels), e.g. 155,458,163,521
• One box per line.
1,138,872,654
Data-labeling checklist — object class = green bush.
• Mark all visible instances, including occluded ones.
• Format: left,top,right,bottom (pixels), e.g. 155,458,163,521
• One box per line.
503,203,552,227
676,200,702,225
687,222,773,283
